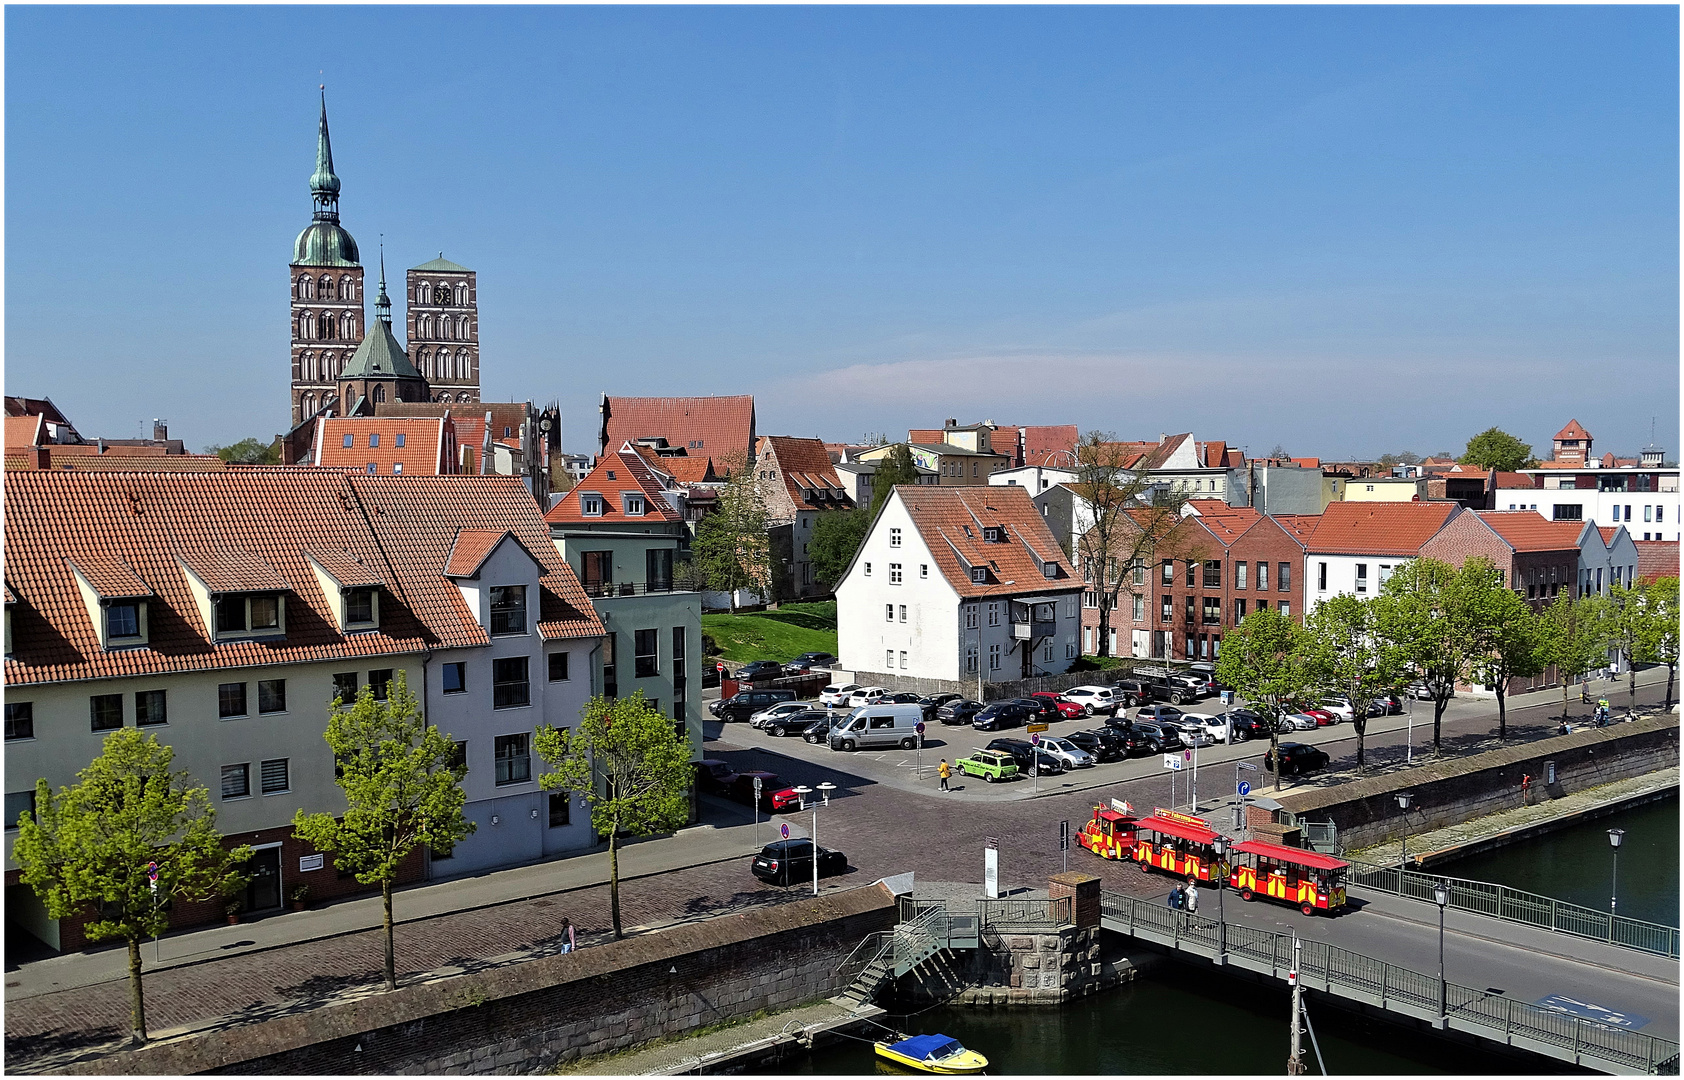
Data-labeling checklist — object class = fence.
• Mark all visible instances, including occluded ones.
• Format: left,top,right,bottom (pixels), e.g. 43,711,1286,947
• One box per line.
1348,862,1681,959
1098,890,1680,1074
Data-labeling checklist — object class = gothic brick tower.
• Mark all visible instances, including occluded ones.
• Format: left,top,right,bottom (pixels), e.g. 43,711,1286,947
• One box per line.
289,92,365,428
406,256,479,404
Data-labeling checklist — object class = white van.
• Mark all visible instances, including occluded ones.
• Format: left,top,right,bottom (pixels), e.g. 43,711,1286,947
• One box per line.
827,703,924,751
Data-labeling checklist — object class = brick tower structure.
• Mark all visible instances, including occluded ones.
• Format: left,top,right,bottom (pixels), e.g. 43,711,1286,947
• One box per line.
406,256,479,404
289,91,366,428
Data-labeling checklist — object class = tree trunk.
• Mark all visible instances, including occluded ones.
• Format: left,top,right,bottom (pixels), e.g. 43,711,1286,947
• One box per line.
1352,715,1366,767
127,936,147,1044
1432,695,1447,751
1097,597,1111,658
608,828,623,939
1562,679,1571,720
1628,662,1638,712
381,878,396,992
1495,682,1507,739
1270,732,1282,793
1666,664,1676,711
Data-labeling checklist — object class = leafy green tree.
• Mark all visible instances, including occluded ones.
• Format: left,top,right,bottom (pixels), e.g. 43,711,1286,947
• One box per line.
1457,557,1546,739
870,444,922,516
536,691,692,939
1215,607,1314,791
1645,577,1680,710
13,729,250,1043
1604,579,1659,713
808,508,871,587
1378,450,1423,467
204,437,280,465
1374,558,1470,753
1303,594,1406,768
1537,591,1611,718
1458,427,1536,472
293,673,473,992
694,456,772,611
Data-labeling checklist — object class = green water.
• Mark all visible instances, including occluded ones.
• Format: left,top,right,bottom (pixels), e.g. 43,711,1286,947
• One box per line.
1435,794,1679,927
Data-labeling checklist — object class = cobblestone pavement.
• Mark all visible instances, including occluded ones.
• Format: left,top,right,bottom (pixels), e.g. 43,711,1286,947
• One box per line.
5,682,1671,1066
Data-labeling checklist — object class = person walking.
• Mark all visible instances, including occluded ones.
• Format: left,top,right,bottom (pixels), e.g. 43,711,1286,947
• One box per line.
560,916,575,954
1184,879,1200,917
938,759,951,792
1168,883,1184,910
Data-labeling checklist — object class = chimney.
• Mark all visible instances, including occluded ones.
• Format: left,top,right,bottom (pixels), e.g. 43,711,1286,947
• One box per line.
945,418,957,428
152,419,168,442
1159,433,1167,444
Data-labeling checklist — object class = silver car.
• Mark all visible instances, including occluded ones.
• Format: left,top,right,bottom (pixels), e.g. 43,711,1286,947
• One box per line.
1039,737,1096,769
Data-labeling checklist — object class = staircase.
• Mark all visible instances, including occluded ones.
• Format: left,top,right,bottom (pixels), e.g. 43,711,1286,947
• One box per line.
834,906,961,1009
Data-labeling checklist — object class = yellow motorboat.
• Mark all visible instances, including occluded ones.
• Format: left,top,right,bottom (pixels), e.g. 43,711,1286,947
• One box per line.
873,1033,989,1074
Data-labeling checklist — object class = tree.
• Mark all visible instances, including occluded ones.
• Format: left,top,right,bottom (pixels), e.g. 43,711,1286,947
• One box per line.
1070,431,1194,658
1215,607,1314,791
13,729,249,1043
1458,427,1536,472
293,673,473,992
1605,579,1657,713
1303,594,1405,768
204,437,280,465
1644,577,1680,710
1537,592,1611,718
535,691,692,939
1457,558,1545,739
808,507,871,587
694,456,772,611
1374,558,1470,753
869,444,922,517
1378,450,1422,467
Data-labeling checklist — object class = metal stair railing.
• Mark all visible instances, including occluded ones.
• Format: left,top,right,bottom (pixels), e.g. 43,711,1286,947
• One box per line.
1348,861,1681,959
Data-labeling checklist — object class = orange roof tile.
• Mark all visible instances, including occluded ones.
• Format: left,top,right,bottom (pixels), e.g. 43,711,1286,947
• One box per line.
315,416,450,476
6,451,230,472
1636,541,1679,583
546,449,684,525
1597,525,1620,544
602,395,754,467
1304,502,1458,557
1270,514,1321,543
628,444,719,485
896,485,1077,599
444,529,514,578
1472,511,1585,553
1554,419,1592,441
66,556,154,598
1185,503,1264,545
177,549,291,593
307,548,387,589
1494,472,1536,489
5,414,44,449
757,436,855,510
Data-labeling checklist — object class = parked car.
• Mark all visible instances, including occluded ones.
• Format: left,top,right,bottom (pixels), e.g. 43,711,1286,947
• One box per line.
1281,713,1321,732
750,701,814,729
783,652,838,675
1302,708,1338,727
1374,692,1405,714
802,714,844,743
936,699,986,725
1038,736,1096,769
1179,712,1237,744
1216,712,1268,743
1125,721,1182,753
921,692,966,715
1137,674,1198,705
819,683,863,708
846,686,891,708
729,771,802,813
702,661,722,689
1030,692,1086,719
763,708,828,737
712,688,799,723
733,660,785,682
1161,721,1214,749
1009,697,1066,725
983,738,1067,775
955,748,1020,783
1062,685,1121,715
1167,674,1210,698
829,703,924,751
1108,680,1150,708
695,759,738,796
1407,681,1452,701
1067,727,1130,762
972,702,1029,732
1133,704,1186,724
751,839,848,886
1265,742,1330,777
1317,697,1356,722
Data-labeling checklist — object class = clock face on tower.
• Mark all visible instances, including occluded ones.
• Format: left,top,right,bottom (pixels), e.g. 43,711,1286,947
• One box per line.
434,286,452,306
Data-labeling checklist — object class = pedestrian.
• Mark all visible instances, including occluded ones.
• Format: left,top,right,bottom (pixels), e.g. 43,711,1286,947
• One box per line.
938,759,951,792
1184,879,1200,915
560,916,575,954
1168,884,1184,910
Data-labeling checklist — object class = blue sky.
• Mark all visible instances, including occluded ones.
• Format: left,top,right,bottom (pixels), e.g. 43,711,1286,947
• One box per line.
6,6,1677,458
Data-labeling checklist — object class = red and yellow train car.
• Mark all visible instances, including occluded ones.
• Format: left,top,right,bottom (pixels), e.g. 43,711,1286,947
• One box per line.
1131,811,1226,883
1077,805,1140,860
1228,839,1349,916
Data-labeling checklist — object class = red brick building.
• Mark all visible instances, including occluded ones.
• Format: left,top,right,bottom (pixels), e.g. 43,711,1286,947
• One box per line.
1418,510,1583,606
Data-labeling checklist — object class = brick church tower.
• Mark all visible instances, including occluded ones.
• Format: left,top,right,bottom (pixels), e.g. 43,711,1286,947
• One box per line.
288,92,365,428
406,256,480,404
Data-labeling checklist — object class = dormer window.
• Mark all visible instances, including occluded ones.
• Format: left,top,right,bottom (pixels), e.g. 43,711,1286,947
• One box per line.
107,601,142,639
214,593,285,639
490,585,527,636
1042,562,1058,579
580,493,605,516
623,493,646,516
983,527,1002,543
971,567,988,584
345,588,378,627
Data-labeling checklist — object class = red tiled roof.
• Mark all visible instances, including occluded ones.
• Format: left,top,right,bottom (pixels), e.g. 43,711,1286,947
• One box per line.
1636,541,1679,584
1472,511,1585,553
66,556,154,598
1290,457,1320,469
307,548,387,589
896,485,1078,599
315,416,451,476
1185,503,1263,545
546,449,684,525
5,414,44,449
602,395,754,468
758,436,854,509
6,451,229,472
177,549,291,593
1597,526,1620,544
1304,502,1458,557
1494,472,1536,489
628,444,720,485
444,529,513,578
1271,514,1321,544
1554,419,1592,442
1138,433,1191,471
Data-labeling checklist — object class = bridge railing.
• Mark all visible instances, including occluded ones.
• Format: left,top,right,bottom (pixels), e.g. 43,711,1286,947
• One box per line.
1348,862,1681,959
1101,890,1681,1074
977,897,1072,928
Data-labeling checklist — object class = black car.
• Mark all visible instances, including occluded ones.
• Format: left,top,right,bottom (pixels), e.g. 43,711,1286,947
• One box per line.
1126,721,1182,753
712,688,799,723
1137,674,1198,705
1067,727,1129,763
1110,680,1150,708
783,652,838,675
972,702,1029,732
751,839,848,886
764,708,827,737
922,692,964,710
1373,692,1405,715
694,759,738,796
1215,712,1268,743
983,738,1068,775
937,699,985,725
1266,742,1331,777
802,714,844,743
1008,697,1065,725
732,660,785,682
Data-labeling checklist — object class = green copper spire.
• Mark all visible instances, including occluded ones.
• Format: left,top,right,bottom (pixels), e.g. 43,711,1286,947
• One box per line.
293,87,360,267
375,240,392,325
310,87,342,218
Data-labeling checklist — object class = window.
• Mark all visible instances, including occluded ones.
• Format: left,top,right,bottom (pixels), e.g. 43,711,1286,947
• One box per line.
449,740,468,773
1646,505,1654,523
1043,642,1054,662
889,527,902,547
1355,564,1368,593
672,627,687,707
1161,596,1173,623
1043,562,1057,579
1553,504,1583,522
887,603,898,622
1378,564,1392,588
1236,563,1247,591
258,679,287,714
346,588,376,625
580,494,605,516
108,602,141,639
886,649,895,669
899,650,908,670
218,683,247,718
989,644,1001,671
964,644,979,674
647,548,673,591
443,662,467,694
250,596,279,630
548,791,571,828
1185,596,1196,624
603,633,617,698
221,763,250,799
490,585,527,635
1256,599,1268,612
1203,561,1222,589
582,550,613,592
549,652,569,681
1133,595,1145,622
864,562,873,576
965,604,979,628
1084,590,1098,608
920,564,928,579
1279,563,1291,592
367,463,378,474
899,605,908,623
261,758,290,795
5,702,33,740
493,657,531,709
1185,561,1197,587
369,669,393,700
1162,560,1174,585
395,433,406,448
1258,562,1269,591
215,594,282,637
5,790,36,830
332,672,358,703
1133,562,1146,586
370,433,380,448
623,493,646,516
987,602,1001,627
1234,599,1246,622
1279,601,1290,618
635,629,658,678
890,563,903,584
1317,562,1327,591
494,734,531,785
215,595,246,634
970,567,987,583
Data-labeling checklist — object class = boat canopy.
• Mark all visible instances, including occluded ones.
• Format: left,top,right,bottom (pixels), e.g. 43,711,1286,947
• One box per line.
892,1035,964,1060
1231,839,1349,871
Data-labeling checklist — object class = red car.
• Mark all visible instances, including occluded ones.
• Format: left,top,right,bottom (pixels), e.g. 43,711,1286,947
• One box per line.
1032,692,1086,720
1302,708,1338,727
729,771,803,813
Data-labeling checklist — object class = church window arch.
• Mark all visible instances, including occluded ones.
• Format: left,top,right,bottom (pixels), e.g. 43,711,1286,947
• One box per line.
457,316,470,339
297,274,314,300
342,276,355,301
301,392,315,416
420,315,434,339
373,385,386,404
301,351,314,381
341,312,356,339
415,281,428,305
319,274,335,301
455,283,468,306
317,312,337,340
433,284,452,306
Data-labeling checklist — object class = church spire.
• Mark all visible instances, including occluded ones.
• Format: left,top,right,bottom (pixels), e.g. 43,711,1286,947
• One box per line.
375,238,392,325
310,86,342,220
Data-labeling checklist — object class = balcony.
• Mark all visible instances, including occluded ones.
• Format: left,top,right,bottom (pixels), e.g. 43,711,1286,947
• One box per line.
580,580,691,599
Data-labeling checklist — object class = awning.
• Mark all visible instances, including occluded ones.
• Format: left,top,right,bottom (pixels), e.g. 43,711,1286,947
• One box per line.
1137,815,1219,845
1232,839,1349,871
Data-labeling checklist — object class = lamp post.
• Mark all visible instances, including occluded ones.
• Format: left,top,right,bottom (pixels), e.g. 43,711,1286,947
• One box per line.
793,783,837,897
1212,834,1228,963
1608,828,1625,927
1395,792,1413,870
1433,878,1449,1022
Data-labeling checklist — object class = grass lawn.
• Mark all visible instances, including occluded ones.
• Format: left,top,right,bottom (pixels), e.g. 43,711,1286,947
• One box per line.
702,601,838,664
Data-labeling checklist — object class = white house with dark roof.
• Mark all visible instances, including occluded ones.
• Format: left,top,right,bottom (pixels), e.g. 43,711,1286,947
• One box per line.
835,485,1082,684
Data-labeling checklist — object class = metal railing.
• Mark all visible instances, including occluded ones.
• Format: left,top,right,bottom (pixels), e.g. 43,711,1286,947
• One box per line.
977,896,1072,929
1348,862,1681,959
580,580,690,598
1099,890,1680,1074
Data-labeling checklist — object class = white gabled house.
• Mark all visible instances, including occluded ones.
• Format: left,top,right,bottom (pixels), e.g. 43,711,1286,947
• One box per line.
836,485,1083,684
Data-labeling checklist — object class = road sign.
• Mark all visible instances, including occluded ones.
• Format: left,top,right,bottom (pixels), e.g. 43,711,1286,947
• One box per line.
1029,733,1041,746
1163,754,1183,771
915,721,926,735
1221,691,1234,706
1238,780,1252,797
1059,820,1070,851
1184,749,1193,762
780,823,790,839
1026,723,1049,733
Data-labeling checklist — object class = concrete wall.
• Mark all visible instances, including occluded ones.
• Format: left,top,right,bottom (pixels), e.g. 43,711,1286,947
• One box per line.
1275,715,1679,853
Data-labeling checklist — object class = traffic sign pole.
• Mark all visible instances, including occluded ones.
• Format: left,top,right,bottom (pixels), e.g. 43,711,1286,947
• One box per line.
915,721,926,778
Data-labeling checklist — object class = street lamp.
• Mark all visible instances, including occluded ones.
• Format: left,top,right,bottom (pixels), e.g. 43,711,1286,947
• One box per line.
1212,834,1228,963
1608,828,1625,925
1395,792,1414,870
793,783,838,897
1433,878,1449,1021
